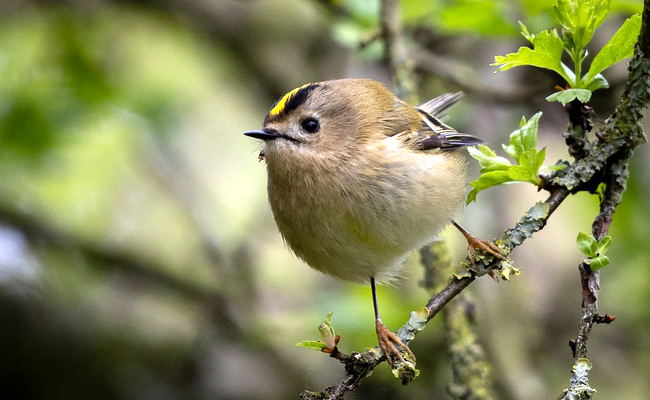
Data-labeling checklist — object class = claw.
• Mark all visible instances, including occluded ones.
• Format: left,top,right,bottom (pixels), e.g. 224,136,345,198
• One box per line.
452,220,506,265
375,319,415,366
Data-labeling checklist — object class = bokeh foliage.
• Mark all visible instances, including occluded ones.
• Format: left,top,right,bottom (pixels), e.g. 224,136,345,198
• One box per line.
0,1,647,399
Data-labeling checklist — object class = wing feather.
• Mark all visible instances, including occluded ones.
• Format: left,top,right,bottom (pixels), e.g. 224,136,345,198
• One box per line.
414,92,485,151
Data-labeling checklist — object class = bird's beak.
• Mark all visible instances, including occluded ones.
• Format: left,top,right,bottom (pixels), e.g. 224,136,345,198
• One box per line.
243,129,281,140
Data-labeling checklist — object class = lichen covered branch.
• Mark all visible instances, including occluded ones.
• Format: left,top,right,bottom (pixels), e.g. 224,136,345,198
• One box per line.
563,1,649,397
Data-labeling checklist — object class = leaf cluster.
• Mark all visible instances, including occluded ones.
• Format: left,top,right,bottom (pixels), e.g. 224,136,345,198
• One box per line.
576,232,612,270
493,0,641,105
466,113,564,203
296,312,338,351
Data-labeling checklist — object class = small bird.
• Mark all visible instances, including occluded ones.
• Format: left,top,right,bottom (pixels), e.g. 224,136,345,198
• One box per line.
244,79,504,365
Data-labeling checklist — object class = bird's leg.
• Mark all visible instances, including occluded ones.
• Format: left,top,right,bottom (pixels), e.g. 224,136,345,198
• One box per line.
451,220,507,265
371,277,415,366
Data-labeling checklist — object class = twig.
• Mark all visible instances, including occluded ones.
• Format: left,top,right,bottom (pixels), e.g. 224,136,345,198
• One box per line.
562,1,650,397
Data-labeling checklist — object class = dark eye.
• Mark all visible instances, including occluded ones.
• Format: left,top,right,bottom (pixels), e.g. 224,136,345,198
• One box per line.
301,118,320,133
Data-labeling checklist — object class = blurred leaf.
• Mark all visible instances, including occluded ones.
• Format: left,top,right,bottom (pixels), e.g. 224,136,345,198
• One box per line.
0,98,55,155
439,0,517,36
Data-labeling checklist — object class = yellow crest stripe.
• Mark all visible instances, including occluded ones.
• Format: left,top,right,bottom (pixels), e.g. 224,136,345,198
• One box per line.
268,83,313,117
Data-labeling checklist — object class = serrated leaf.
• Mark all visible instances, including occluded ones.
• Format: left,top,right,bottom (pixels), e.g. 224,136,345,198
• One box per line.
588,255,610,270
493,30,566,79
596,235,612,255
467,145,512,172
586,14,641,83
577,232,598,257
296,340,329,351
546,88,592,105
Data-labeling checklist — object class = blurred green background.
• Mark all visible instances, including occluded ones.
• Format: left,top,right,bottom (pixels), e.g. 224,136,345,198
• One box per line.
0,1,648,399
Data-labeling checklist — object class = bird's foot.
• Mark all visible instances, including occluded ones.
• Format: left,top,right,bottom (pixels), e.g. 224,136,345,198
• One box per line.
452,221,507,265
465,234,507,266
375,318,415,366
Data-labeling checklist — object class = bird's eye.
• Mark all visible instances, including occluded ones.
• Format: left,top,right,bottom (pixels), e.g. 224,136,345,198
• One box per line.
301,118,320,133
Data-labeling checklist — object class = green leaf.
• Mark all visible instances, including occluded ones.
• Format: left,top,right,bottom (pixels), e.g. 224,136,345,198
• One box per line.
296,340,329,351
467,170,512,203
555,0,610,52
467,145,512,172
546,88,592,105
588,255,610,270
297,312,337,351
586,14,641,82
577,232,598,257
467,113,548,203
493,30,566,80
503,112,542,162
438,0,517,36
519,21,534,44
596,235,612,255
584,73,609,91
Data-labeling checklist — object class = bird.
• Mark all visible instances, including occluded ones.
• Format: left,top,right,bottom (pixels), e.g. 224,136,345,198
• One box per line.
244,78,505,366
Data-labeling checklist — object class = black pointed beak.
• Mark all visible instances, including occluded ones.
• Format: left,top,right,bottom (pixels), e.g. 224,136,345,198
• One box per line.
244,129,281,140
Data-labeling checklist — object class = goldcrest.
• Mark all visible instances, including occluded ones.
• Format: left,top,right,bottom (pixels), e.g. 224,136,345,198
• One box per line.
245,79,502,365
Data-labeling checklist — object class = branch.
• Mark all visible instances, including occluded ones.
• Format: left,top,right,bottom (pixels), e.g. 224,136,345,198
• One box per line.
380,0,417,103
563,2,649,397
